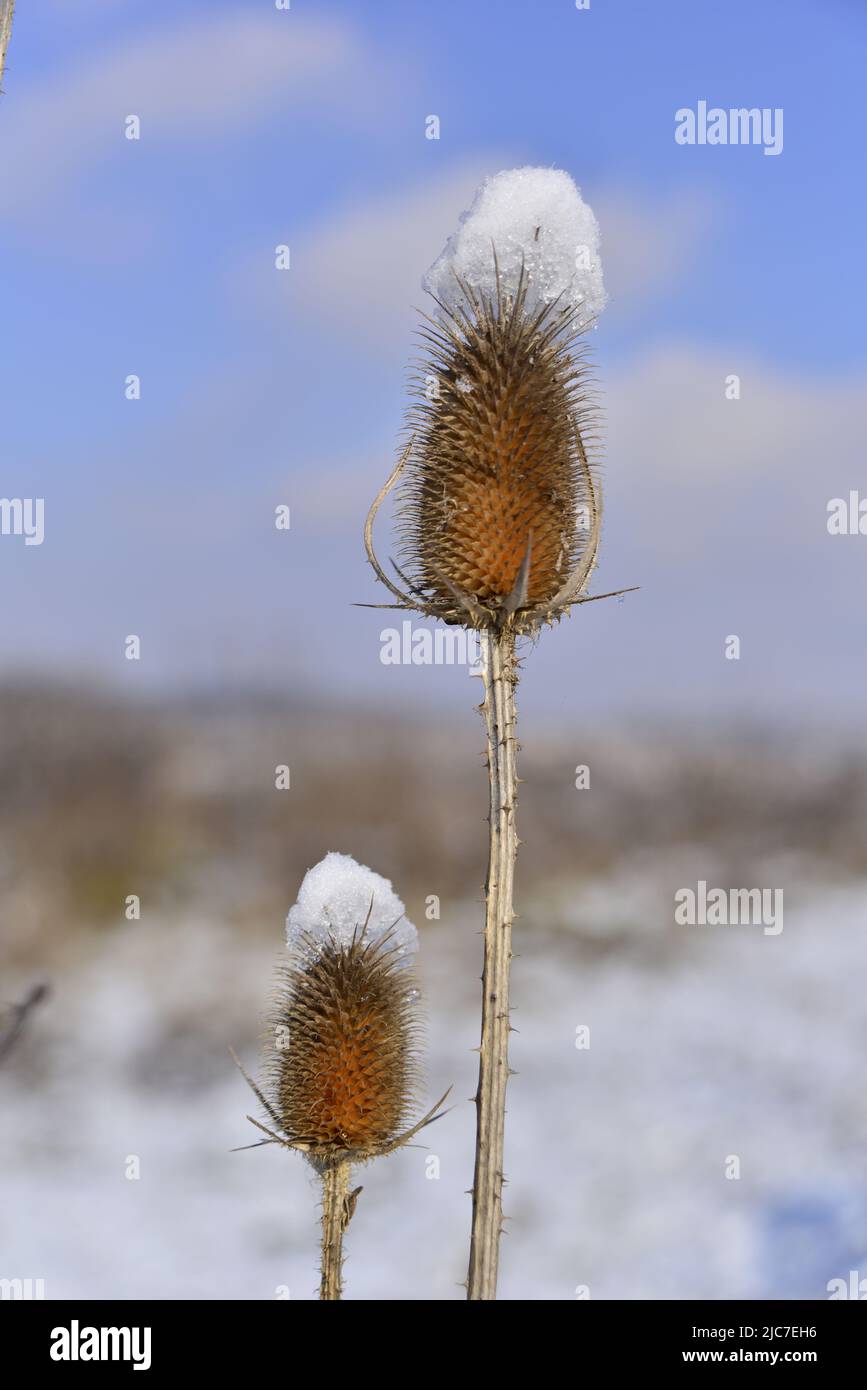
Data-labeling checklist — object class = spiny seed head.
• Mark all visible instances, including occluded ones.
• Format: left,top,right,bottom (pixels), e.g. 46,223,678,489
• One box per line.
395,266,601,630
265,930,420,1159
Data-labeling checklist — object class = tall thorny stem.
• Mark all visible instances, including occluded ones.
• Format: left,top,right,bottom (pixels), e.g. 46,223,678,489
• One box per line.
318,1158,352,1301
467,627,519,1299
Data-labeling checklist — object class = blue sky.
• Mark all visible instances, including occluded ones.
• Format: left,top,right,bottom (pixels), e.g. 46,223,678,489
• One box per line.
1,0,865,721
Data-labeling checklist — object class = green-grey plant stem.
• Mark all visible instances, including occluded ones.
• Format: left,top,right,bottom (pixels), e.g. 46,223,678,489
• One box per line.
319,1158,352,1300
467,625,518,1299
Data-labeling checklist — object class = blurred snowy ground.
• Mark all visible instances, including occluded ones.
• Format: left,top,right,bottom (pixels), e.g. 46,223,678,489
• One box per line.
3,872,866,1300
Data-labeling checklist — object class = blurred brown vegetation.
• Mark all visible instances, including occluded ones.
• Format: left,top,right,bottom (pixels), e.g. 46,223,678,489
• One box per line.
2,681,866,969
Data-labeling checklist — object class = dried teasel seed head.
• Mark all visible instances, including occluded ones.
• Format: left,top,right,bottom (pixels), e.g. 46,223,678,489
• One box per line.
265,931,421,1158
397,279,601,628
365,168,610,633
263,853,422,1160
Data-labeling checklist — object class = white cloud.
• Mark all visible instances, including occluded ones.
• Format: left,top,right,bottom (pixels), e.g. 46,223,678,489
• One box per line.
593,186,719,309
0,13,389,220
602,342,867,586
241,168,721,348
608,343,865,487
239,159,512,347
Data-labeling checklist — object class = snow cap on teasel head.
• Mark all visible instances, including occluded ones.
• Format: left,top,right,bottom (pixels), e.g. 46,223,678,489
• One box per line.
268,853,421,1159
365,167,608,634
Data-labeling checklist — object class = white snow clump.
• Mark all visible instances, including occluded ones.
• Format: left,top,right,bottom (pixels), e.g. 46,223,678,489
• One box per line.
423,166,606,328
285,851,418,965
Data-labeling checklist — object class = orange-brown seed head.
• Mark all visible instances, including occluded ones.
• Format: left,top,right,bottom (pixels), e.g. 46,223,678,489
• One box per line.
266,932,420,1157
396,271,601,623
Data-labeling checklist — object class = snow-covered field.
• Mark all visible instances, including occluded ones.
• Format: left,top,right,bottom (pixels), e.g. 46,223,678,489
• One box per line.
3,873,866,1301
